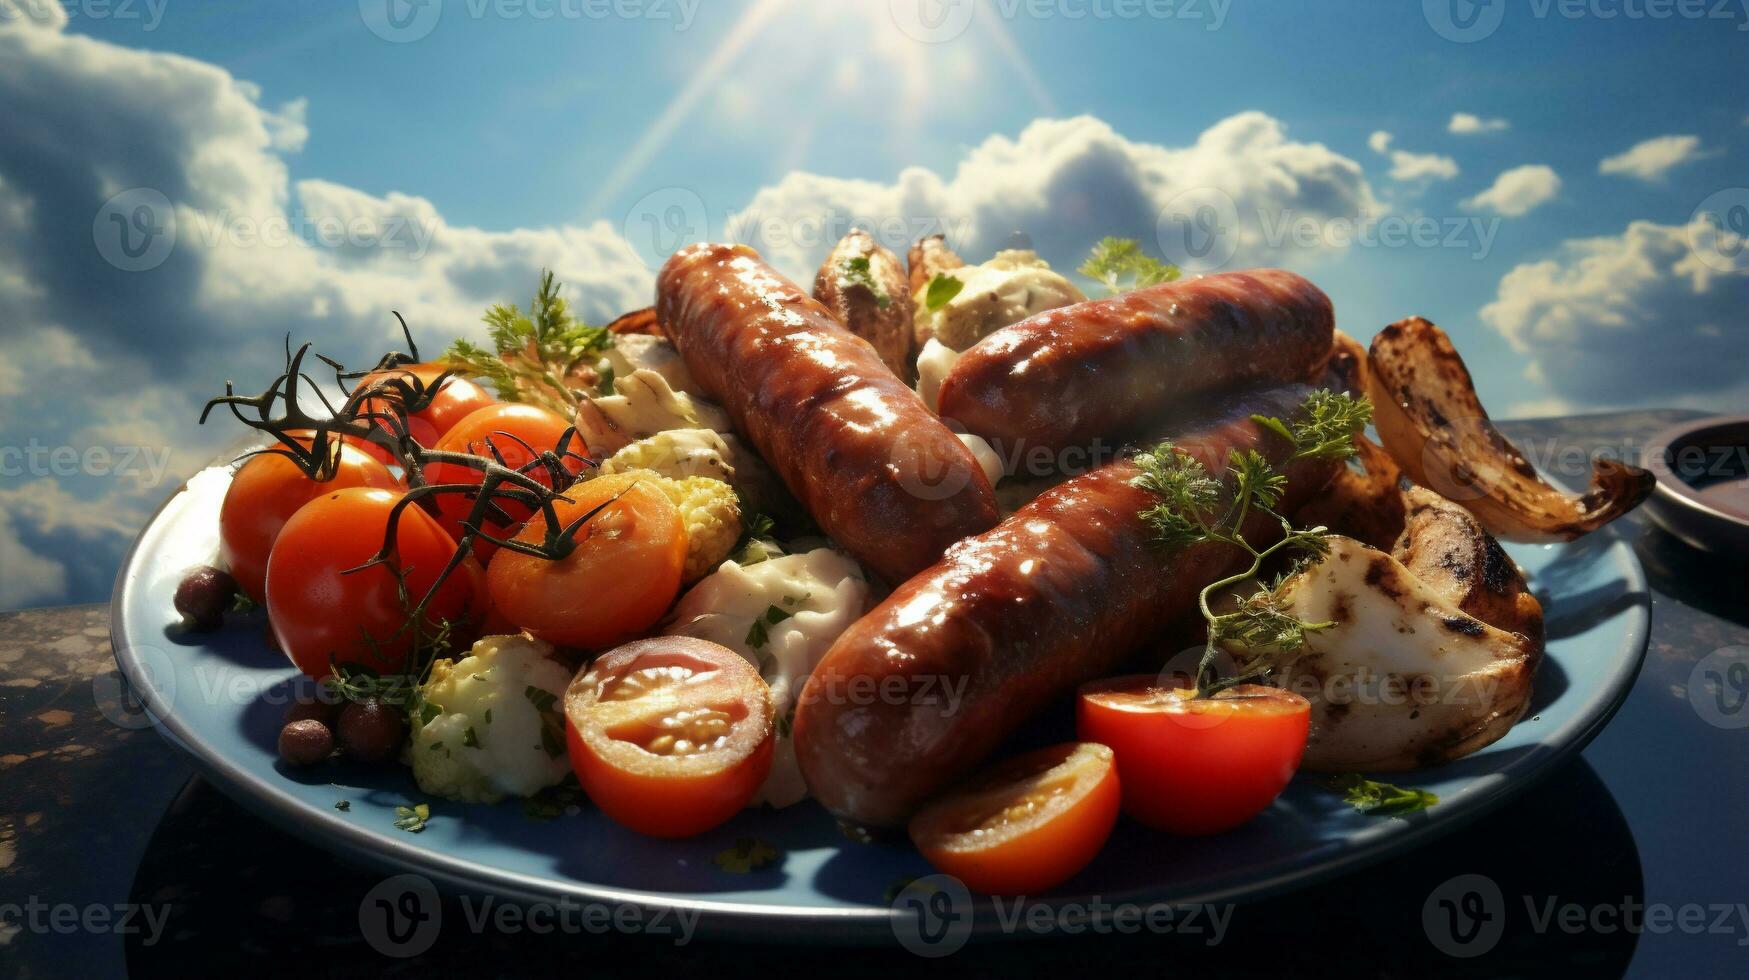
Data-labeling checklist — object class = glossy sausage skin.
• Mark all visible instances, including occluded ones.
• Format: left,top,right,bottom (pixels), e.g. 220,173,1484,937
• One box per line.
793,386,1336,828
657,243,1000,584
936,270,1334,455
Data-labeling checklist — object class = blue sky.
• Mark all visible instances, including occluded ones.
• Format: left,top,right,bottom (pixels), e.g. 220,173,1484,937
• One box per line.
1,0,1745,609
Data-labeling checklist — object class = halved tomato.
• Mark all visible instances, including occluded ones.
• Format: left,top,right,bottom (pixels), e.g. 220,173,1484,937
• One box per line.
1077,677,1310,836
564,637,774,838
907,742,1120,895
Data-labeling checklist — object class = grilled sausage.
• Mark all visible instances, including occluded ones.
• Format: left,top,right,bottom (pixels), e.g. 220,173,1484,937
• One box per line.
936,269,1334,455
656,243,1000,585
813,231,913,378
793,386,1338,828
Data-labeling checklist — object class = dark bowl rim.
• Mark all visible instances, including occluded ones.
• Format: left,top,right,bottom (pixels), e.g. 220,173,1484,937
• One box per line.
1642,415,1749,531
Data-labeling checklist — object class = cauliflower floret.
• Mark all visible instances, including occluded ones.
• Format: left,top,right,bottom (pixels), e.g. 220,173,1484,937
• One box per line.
664,549,870,807
575,368,731,455
410,634,572,804
601,333,696,394
598,428,736,483
913,249,1085,351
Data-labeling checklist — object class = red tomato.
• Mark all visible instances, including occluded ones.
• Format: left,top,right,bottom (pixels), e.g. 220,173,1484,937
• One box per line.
564,637,774,837
265,487,486,679
353,363,497,462
1077,677,1310,835
219,435,400,604
423,403,584,561
907,742,1120,895
486,474,686,649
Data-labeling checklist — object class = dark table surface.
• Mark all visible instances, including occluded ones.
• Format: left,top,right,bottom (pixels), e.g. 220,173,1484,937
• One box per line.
3,410,1747,978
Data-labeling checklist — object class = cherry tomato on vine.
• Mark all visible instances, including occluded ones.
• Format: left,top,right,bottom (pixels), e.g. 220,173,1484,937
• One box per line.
564,637,774,838
907,742,1120,895
265,487,486,679
423,403,585,561
219,434,400,604
353,362,497,462
1076,676,1310,836
486,474,685,649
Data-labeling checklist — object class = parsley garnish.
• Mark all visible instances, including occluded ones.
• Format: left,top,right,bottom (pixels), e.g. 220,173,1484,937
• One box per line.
393,803,431,833
744,604,794,650
462,726,480,749
1079,236,1180,296
713,837,781,873
442,270,611,415
837,255,890,308
1328,774,1439,816
924,272,964,311
334,800,351,812
1132,390,1371,696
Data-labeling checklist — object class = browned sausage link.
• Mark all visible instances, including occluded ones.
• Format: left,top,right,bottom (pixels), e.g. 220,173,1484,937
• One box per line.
793,386,1336,828
936,270,1334,455
656,243,1001,585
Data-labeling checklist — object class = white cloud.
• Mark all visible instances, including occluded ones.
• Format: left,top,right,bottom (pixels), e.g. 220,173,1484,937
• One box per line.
0,13,653,608
1482,217,1749,409
1449,112,1509,135
730,112,1381,278
0,505,68,609
1463,165,1562,217
1366,130,1458,183
1598,135,1704,182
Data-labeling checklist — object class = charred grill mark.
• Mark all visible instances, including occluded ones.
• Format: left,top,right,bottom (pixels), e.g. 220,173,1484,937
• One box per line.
1442,615,1486,637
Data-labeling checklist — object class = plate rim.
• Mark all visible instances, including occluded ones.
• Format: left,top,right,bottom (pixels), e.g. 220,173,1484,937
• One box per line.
110,470,1653,941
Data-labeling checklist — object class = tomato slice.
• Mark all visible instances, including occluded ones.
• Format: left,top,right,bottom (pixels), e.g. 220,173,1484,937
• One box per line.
565,637,774,838
486,473,687,649
1077,677,1310,836
908,742,1120,895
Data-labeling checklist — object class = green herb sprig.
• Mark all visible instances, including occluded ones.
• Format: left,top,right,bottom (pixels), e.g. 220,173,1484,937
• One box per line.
1132,390,1371,697
837,255,890,309
1079,237,1180,296
1328,774,1439,816
443,270,611,415
923,273,964,312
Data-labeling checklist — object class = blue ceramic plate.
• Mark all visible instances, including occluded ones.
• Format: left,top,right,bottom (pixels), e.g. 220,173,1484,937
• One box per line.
111,462,1650,941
